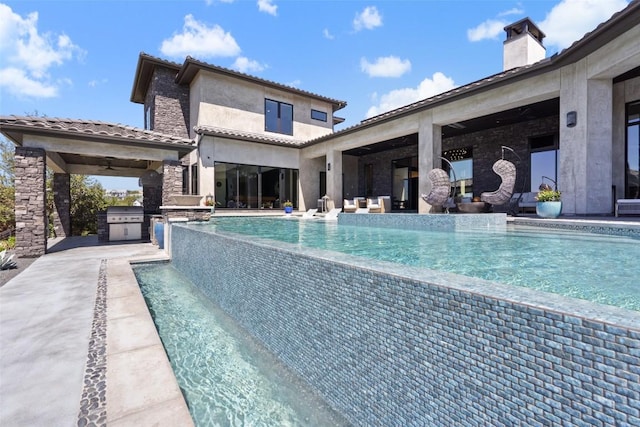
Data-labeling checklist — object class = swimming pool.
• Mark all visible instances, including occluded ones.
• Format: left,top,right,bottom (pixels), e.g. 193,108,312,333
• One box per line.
194,216,640,311
134,262,350,426
164,216,640,426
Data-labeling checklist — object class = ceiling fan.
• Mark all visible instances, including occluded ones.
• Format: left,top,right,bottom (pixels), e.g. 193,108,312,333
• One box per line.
103,157,117,171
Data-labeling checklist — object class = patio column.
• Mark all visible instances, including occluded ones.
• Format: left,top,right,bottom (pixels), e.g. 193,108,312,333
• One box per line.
326,149,342,210
560,64,613,215
418,113,442,213
14,147,47,257
52,173,71,238
162,160,183,206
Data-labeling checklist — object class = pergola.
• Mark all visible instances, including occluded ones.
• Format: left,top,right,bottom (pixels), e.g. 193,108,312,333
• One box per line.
0,116,195,257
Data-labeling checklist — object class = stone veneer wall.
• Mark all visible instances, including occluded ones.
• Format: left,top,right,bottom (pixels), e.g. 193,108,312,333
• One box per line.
162,161,184,206
52,173,71,238
353,116,559,204
444,116,559,198
171,223,640,427
14,147,47,257
146,67,190,139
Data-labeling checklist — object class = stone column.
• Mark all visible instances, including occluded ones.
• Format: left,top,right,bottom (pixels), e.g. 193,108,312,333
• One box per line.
417,112,442,213
162,160,183,206
14,147,47,257
52,173,71,237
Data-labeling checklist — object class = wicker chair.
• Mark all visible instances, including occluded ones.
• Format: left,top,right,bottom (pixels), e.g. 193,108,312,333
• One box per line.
421,168,452,208
481,159,517,206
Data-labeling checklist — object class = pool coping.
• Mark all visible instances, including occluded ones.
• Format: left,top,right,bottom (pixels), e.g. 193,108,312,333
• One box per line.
105,256,195,426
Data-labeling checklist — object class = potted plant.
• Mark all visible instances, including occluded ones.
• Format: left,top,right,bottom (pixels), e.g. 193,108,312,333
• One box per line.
535,188,562,218
283,200,293,214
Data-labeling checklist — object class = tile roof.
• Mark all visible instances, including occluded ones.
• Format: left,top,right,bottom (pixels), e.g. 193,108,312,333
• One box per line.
0,116,194,148
176,56,347,112
194,125,307,147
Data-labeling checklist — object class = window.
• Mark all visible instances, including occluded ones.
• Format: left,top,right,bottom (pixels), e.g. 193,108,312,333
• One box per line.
265,99,293,135
144,106,152,130
190,164,198,195
626,101,640,198
215,162,298,209
443,147,473,198
311,109,327,122
392,157,418,210
529,134,558,192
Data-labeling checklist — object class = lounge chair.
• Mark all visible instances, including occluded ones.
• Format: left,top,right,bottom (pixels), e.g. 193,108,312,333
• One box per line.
323,208,342,220
343,199,357,213
367,197,383,213
616,199,640,217
481,159,516,206
302,208,318,218
421,168,452,209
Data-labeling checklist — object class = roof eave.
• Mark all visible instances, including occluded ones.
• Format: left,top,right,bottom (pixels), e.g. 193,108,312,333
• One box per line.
176,57,347,111
130,52,182,104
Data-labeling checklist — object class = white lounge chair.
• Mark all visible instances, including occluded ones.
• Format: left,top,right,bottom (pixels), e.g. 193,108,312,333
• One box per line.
323,208,342,220
343,199,357,213
616,199,640,217
302,208,318,218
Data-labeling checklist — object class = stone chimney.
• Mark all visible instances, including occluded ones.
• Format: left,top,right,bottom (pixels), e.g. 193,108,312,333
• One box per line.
503,18,546,71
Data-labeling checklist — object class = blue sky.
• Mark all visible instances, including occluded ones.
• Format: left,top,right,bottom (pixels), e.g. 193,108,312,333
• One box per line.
0,0,630,189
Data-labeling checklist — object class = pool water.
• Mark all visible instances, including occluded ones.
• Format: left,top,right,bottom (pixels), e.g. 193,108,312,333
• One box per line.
198,217,640,311
134,262,351,427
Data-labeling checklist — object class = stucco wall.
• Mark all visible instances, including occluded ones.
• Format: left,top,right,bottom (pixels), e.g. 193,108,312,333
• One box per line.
190,72,334,141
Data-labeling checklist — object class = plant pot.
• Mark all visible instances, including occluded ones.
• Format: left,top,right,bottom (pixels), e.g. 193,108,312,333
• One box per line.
284,206,293,214
536,201,562,218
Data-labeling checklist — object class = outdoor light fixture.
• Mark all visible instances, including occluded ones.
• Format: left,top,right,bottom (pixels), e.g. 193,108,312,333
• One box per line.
328,162,331,171
567,111,577,127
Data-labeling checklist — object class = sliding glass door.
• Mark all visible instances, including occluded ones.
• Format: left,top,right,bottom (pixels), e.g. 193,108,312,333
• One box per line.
626,101,639,199
214,162,298,209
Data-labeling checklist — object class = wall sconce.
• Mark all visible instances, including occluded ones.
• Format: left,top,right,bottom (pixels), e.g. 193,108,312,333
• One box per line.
327,163,331,171
566,111,577,128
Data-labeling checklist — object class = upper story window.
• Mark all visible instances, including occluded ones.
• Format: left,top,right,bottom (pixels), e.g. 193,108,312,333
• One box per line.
265,99,293,135
144,106,152,130
311,109,327,122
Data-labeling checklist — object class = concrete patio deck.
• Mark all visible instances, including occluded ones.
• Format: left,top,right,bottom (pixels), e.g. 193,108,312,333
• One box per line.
0,236,192,427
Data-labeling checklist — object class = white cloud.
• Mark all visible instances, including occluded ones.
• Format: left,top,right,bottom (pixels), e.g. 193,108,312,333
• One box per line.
360,56,411,78
353,6,382,32
0,3,83,98
498,7,524,17
160,14,241,58
323,28,334,40
539,0,629,50
467,19,506,42
205,0,235,4
286,79,301,88
0,67,58,98
88,78,108,88
232,56,265,73
365,72,456,118
257,0,277,16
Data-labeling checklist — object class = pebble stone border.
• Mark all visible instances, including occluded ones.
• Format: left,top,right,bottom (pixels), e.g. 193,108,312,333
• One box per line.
77,259,107,427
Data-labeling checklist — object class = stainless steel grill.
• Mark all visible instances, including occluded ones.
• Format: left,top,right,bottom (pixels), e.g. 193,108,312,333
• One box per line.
106,206,144,241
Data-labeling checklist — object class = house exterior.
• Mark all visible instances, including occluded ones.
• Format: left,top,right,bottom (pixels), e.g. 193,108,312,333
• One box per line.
1,1,639,256
132,2,640,216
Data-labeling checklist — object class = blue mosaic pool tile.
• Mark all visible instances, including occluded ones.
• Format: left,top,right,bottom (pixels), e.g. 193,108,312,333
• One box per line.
169,222,640,427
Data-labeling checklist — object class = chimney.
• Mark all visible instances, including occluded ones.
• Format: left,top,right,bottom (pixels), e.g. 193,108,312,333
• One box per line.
503,18,546,71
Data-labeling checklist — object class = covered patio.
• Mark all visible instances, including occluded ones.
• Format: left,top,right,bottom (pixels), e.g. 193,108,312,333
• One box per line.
0,116,195,257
